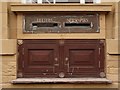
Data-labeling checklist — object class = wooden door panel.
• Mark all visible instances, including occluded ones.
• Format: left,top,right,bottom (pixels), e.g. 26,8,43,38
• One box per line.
64,40,103,78
19,40,59,78
28,49,54,66
69,49,95,66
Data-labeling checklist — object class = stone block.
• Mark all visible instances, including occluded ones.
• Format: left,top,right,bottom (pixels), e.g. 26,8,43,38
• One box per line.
1,55,17,62
107,60,118,68
2,62,16,76
0,39,17,55
107,74,118,82
2,76,16,83
108,68,118,74
106,39,120,54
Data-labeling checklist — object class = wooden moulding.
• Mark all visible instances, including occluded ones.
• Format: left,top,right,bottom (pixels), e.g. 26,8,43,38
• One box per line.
11,3,113,12
11,78,112,84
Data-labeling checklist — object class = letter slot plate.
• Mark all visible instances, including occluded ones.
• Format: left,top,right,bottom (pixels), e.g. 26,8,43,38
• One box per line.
23,14,99,33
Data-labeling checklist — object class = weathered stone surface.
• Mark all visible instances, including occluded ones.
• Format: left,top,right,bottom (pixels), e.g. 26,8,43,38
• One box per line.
108,68,118,74
107,55,120,61
1,55,17,61
106,39,120,54
2,76,16,83
11,78,112,84
2,62,16,76
107,60,118,68
107,74,118,82
0,39,16,55
1,83,119,88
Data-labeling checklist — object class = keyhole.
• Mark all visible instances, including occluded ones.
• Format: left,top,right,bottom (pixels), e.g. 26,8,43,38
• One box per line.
65,57,69,61
55,58,58,61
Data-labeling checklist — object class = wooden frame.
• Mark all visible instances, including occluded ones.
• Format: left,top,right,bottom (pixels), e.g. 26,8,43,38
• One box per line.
18,39,105,78
17,13,105,39
11,4,112,12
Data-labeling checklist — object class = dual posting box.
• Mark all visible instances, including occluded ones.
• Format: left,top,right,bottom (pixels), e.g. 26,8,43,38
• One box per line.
24,13,99,33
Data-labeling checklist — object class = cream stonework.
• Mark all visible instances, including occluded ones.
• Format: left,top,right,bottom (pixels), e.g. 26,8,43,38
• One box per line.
108,68,118,74
0,39,16,55
0,1,120,89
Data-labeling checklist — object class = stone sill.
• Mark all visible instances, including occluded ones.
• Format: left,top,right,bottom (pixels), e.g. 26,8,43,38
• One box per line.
11,3,113,12
11,78,112,84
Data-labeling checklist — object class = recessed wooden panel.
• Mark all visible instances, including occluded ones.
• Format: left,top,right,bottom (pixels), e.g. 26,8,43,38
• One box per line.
29,50,54,66
69,49,95,66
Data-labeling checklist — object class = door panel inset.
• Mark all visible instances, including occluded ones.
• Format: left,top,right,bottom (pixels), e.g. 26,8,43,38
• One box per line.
69,49,95,66
29,50,54,65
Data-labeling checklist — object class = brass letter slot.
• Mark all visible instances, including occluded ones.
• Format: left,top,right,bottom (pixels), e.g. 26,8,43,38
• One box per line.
65,23,92,28
32,23,58,28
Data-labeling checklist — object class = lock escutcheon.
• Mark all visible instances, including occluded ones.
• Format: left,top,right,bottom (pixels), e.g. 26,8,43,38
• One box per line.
65,57,69,61
59,72,65,78
55,58,58,61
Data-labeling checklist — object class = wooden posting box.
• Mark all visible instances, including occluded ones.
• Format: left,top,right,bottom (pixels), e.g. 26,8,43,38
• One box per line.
10,4,113,81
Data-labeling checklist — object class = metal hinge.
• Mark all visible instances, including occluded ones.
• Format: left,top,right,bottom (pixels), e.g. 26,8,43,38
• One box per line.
99,47,101,55
22,48,24,55
99,61,101,68
59,40,64,45
22,61,24,68
17,52,19,57
100,40,105,46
